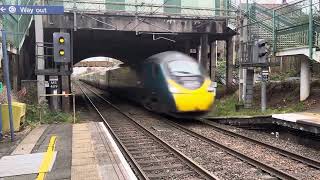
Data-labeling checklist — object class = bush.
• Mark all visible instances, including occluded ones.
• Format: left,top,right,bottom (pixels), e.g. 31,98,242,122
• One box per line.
26,103,75,126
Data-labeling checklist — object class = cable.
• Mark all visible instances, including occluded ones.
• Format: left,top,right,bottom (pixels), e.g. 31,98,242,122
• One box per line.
128,0,170,31
237,1,320,30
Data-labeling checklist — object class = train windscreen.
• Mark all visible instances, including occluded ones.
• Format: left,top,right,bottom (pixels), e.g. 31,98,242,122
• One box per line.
167,60,204,90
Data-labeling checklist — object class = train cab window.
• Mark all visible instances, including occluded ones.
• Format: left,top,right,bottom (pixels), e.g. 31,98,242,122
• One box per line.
167,60,202,76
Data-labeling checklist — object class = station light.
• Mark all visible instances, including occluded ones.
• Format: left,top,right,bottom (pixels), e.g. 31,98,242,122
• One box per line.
59,49,65,56
53,32,71,63
59,37,65,44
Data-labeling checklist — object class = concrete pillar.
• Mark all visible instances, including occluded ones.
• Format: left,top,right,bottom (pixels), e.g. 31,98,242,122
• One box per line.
300,56,310,101
280,56,284,73
197,45,201,63
245,69,254,108
239,68,244,102
12,54,18,91
210,41,217,81
226,37,234,88
200,34,209,73
184,40,191,55
35,15,46,104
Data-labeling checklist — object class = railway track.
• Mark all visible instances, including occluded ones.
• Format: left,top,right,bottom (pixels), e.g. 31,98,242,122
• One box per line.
197,118,320,169
163,120,315,180
77,82,218,180
80,82,320,179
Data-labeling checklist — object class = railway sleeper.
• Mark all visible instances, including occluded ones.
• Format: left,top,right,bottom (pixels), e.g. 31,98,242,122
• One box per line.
119,137,151,141
143,164,186,171
138,157,177,165
129,149,165,155
147,169,195,179
133,152,171,159
126,145,160,151
111,127,137,132
124,141,155,147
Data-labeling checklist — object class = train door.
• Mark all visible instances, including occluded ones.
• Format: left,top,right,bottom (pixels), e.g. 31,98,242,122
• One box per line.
142,63,161,111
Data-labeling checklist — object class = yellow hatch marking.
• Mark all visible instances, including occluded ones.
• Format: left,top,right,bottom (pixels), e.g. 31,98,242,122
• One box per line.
36,136,57,180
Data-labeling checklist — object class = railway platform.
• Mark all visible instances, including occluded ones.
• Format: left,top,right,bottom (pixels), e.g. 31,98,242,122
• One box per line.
0,122,136,180
207,109,320,134
272,109,320,134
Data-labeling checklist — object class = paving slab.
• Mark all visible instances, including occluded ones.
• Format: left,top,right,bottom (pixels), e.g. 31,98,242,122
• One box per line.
11,125,48,155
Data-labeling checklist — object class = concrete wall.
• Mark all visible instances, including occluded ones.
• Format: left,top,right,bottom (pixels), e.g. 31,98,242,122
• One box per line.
65,0,223,15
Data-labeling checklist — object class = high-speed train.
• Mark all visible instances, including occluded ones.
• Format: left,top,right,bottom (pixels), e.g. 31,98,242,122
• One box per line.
81,51,216,117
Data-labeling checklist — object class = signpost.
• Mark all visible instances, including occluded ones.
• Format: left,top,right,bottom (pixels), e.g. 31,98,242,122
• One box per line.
1,4,64,141
0,5,64,15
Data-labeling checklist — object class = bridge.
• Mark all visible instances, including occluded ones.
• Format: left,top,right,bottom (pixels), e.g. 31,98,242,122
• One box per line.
1,0,238,110
74,60,115,67
1,0,319,110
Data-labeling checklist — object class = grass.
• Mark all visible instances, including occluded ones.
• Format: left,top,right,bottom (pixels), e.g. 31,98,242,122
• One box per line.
208,94,305,117
25,104,76,126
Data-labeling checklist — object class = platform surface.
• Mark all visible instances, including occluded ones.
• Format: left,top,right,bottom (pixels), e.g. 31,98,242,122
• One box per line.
273,108,320,127
0,122,136,180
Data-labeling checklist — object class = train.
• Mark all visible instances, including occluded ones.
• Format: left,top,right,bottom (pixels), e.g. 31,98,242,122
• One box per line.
81,51,216,117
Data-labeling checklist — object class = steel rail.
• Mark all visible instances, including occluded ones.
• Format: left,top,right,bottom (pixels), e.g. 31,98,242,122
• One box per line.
76,82,149,180
199,118,320,170
80,82,219,180
164,120,300,180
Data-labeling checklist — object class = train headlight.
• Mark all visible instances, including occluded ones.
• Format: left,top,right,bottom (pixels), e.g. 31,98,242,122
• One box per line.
169,86,180,93
208,82,217,93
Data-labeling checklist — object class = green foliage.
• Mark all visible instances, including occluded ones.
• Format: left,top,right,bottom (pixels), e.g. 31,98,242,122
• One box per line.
209,94,305,117
269,70,297,81
216,58,226,77
26,103,75,126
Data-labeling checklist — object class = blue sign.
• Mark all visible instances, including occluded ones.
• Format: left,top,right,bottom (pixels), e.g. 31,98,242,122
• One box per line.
0,5,64,15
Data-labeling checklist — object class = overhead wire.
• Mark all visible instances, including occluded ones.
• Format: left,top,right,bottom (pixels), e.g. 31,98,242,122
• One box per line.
128,0,170,31
236,0,320,30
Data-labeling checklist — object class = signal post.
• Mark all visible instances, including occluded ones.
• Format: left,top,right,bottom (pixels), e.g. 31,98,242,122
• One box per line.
35,31,72,112
239,39,269,111
54,32,71,112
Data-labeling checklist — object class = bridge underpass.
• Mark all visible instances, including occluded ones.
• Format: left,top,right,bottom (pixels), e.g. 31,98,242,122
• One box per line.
20,0,236,111
43,29,235,65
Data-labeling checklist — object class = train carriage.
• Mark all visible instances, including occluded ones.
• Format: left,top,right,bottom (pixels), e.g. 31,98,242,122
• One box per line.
81,51,216,117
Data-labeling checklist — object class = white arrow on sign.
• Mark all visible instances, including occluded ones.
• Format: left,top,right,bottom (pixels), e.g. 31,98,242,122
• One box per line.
0,7,6,12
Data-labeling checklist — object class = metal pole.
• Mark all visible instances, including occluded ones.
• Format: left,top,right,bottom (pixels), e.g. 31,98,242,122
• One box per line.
272,10,276,55
0,103,2,140
261,69,267,112
309,0,313,59
1,30,15,141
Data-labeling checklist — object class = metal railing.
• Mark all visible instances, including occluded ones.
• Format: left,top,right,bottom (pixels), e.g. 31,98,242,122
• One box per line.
242,0,320,58
44,0,237,19
1,0,36,49
1,0,237,49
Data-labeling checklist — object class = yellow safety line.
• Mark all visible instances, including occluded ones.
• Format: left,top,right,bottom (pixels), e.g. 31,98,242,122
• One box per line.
36,136,57,180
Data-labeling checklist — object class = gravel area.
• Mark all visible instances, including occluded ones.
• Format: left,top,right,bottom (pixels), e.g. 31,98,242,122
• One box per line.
181,121,320,180
85,90,206,180
118,105,273,180
87,85,320,180
205,120,320,162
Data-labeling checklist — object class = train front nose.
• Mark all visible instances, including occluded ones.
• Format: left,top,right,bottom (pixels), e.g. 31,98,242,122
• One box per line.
172,92,215,112
168,79,216,113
